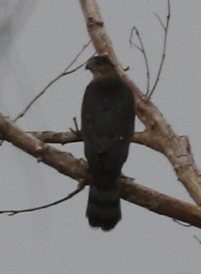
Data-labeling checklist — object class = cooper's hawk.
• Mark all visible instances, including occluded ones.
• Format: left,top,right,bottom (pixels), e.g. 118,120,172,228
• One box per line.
81,56,135,231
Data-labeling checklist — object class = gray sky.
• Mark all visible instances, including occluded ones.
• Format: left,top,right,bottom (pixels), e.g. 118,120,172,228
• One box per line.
0,1,201,273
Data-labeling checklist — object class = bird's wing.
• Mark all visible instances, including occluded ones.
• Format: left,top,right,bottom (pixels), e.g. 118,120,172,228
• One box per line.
81,77,134,154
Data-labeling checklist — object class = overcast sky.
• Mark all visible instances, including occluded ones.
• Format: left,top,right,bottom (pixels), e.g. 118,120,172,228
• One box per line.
0,1,201,274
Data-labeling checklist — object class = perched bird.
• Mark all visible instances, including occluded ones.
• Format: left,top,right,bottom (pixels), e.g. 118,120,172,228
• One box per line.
81,56,135,231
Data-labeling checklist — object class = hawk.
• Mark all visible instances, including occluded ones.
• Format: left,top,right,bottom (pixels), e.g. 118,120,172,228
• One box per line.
81,56,135,231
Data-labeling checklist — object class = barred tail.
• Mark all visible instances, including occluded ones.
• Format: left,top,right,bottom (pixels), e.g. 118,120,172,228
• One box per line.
86,184,121,231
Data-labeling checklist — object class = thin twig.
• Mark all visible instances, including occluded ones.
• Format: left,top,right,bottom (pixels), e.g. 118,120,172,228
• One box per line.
129,26,150,94
193,235,201,244
12,40,91,122
0,182,85,216
148,0,171,98
69,117,82,141
72,117,80,133
63,62,86,76
154,13,165,29
173,219,191,227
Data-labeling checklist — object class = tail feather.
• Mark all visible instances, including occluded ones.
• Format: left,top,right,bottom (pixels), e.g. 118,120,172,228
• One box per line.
86,185,121,231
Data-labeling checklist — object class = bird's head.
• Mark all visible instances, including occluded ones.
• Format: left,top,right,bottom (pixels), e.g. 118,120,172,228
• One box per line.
85,56,116,77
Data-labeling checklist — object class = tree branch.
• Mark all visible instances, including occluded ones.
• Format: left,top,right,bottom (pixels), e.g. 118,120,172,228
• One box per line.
148,0,171,98
119,178,201,229
78,0,201,206
0,0,200,230
12,41,91,123
0,113,87,182
129,26,150,95
0,113,201,228
0,182,85,216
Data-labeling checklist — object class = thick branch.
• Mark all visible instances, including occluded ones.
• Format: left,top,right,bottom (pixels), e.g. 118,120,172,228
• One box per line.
28,130,82,144
3,125,201,206
78,0,201,205
120,178,201,229
0,0,200,228
0,113,201,228
0,113,87,182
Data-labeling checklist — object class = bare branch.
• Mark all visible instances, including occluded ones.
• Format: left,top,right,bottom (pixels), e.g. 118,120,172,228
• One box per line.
1,0,200,230
30,130,82,144
78,0,201,206
193,235,201,244
69,117,82,140
133,99,201,205
0,130,81,144
3,0,200,209
1,112,201,228
129,0,171,98
119,178,201,229
154,12,165,30
129,26,150,94
0,112,87,181
173,219,191,227
148,0,171,98
12,40,91,122
0,183,85,216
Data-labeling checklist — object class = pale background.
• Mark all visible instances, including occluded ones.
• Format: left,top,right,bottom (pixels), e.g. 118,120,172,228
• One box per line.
0,1,200,273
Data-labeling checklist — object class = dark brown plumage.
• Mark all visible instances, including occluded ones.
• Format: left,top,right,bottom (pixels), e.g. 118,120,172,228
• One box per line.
81,56,135,231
